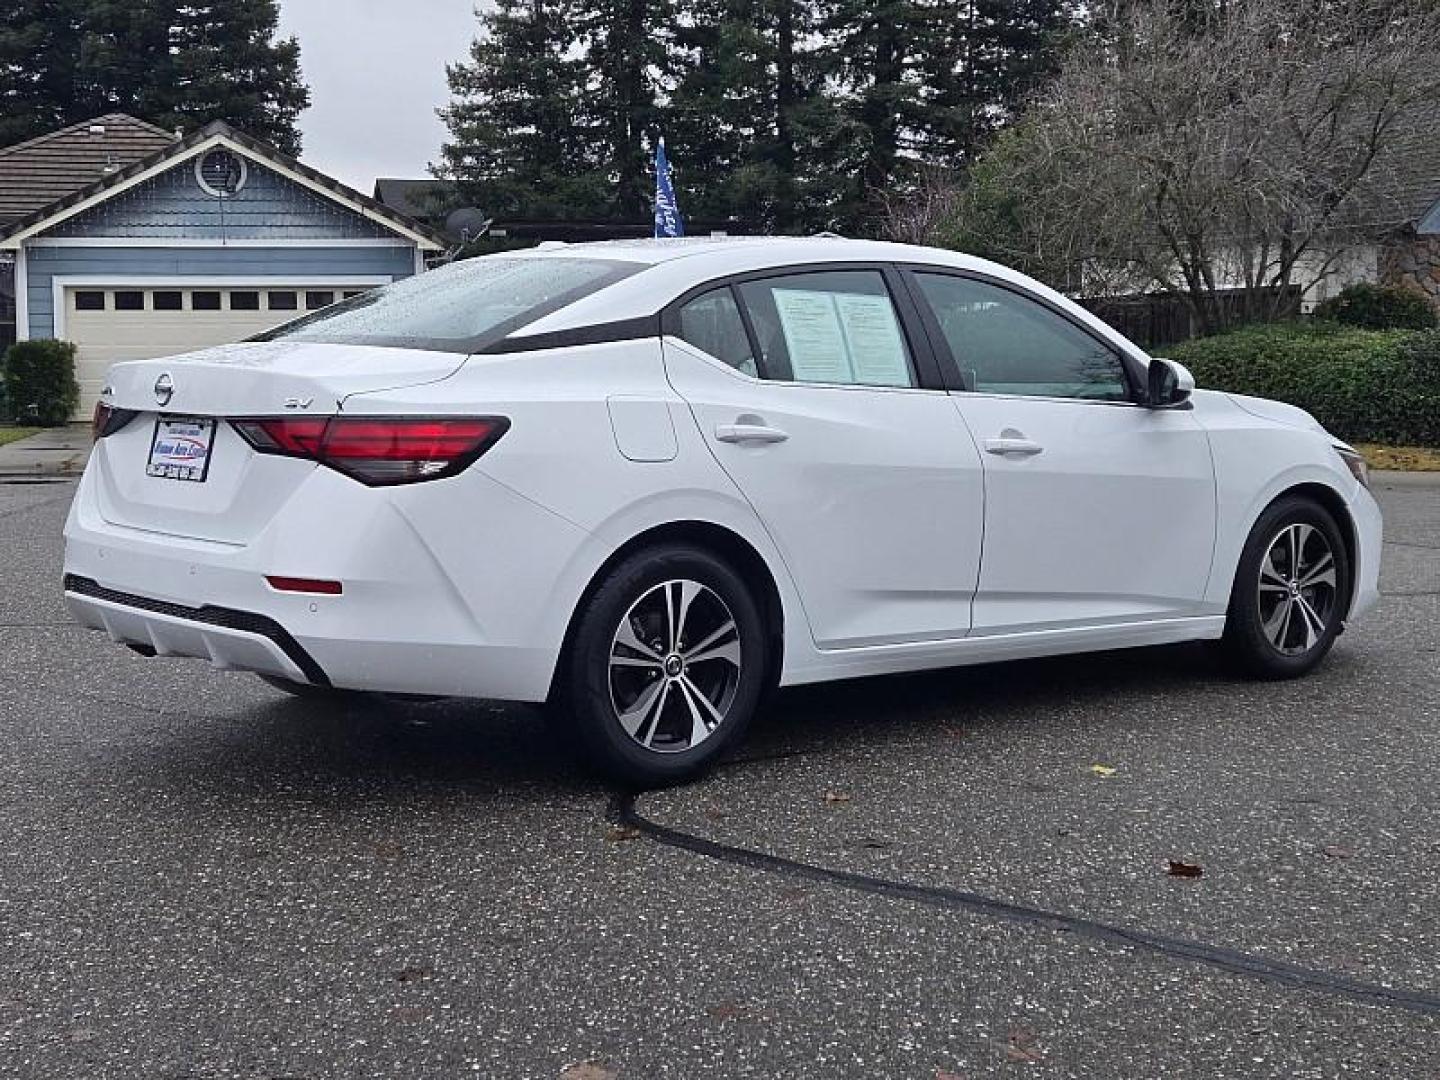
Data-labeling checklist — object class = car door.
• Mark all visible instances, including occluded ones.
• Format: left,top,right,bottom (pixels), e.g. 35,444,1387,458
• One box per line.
661,267,985,650
906,269,1217,636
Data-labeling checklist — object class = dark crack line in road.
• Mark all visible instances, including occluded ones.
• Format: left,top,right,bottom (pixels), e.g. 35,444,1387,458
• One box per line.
610,791,1440,1019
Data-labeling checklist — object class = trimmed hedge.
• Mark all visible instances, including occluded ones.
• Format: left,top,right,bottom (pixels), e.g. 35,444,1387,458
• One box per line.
1312,283,1437,331
1,339,80,426
1169,322,1440,446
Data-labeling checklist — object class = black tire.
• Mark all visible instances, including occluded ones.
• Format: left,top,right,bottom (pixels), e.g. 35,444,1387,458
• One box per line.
553,543,769,787
1223,495,1351,679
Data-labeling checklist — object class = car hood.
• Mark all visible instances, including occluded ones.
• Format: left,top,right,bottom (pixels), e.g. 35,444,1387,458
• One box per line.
1224,393,1331,438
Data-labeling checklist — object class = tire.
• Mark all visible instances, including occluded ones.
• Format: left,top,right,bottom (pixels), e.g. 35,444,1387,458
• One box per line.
1223,496,1351,679
554,543,769,787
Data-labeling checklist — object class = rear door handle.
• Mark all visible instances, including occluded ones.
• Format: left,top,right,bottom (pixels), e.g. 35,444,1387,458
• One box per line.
715,423,789,445
984,436,1044,457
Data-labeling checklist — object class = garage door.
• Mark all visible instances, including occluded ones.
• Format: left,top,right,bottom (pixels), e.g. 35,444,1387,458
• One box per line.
64,284,378,418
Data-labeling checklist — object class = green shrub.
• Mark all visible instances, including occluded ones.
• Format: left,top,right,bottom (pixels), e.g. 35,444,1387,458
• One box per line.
1311,282,1437,331
1,339,80,426
1169,322,1440,446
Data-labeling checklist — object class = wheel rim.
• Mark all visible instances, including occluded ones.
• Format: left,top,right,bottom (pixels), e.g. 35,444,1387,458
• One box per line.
1257,523,1338,656
608,579,742,753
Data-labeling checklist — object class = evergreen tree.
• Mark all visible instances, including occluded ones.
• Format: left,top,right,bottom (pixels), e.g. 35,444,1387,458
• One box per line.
0,1,308,154
436,0,601,219
576,0,676,219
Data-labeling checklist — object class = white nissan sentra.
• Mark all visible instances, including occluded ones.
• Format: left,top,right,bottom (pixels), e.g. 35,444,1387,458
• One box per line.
64,237,1381,785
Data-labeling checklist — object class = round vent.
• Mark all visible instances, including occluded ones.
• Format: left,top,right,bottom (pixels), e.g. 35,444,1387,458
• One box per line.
195,149,247,197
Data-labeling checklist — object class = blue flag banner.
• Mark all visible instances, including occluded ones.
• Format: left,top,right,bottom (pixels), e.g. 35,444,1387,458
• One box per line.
653,138,685,239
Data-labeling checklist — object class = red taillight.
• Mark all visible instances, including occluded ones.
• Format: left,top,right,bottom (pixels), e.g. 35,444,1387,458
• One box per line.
232,416,509,486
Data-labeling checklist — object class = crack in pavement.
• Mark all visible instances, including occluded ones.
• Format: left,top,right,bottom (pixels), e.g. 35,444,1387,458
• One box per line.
609,791,1440,1020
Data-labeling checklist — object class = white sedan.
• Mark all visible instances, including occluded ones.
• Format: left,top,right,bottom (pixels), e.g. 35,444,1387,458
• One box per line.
64,238,1381,785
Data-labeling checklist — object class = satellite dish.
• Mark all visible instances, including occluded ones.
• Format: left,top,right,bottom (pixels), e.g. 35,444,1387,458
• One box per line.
445,207,492,243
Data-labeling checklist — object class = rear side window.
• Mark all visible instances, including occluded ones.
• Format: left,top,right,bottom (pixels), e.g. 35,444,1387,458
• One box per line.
675,288,757,377
256,257,643,353
735,270,916,388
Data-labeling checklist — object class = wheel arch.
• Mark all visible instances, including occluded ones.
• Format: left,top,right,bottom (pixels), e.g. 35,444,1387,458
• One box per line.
547,520,787,703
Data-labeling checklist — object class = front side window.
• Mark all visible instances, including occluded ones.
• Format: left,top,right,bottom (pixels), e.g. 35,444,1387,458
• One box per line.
914,273,1129,401
675,287,757,377
735,270,916,388
257,256,643,353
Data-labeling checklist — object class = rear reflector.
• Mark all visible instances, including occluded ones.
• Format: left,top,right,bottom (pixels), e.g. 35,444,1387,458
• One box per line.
232,416,509,486
266,576,343,595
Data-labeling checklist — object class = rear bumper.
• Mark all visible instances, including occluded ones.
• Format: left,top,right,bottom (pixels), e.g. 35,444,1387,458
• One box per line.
62,460,592,701
64,575,327,685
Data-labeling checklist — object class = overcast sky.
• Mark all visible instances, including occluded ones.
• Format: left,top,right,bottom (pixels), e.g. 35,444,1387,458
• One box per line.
277,0,481,192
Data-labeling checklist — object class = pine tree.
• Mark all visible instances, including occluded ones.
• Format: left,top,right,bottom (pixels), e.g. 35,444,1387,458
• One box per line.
436,0,601,219
0,1,308,154
0,0,84,146
575,0,676,219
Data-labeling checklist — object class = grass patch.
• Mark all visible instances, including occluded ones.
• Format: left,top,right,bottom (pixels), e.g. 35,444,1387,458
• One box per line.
0,426,41,448
1356,444,1440,472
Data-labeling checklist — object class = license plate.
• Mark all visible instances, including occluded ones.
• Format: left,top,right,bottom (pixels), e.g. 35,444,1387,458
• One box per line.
147,417,216,482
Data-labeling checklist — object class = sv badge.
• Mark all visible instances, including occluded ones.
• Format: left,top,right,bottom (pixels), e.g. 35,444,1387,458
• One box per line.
282,397,314,410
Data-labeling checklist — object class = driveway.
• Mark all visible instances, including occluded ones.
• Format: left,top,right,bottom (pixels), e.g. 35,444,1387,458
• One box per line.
1,475,1436,1078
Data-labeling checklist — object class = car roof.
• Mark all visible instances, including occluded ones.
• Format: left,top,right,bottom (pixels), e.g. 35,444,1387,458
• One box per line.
503,236,1145,360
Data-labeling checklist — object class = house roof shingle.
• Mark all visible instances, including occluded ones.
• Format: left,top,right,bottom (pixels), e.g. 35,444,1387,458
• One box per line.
373,178,454,222
0,113,176,224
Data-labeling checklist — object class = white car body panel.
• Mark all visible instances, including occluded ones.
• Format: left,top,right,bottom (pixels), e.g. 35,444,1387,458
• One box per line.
62,237,1380,704
951,392,1218,634
662,337,985,649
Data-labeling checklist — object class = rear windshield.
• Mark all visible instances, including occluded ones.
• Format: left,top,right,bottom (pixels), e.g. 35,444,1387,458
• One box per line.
253,256,643,353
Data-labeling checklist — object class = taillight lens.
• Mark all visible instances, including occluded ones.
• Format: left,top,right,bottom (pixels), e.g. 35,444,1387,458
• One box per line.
92,401,140,440
232,416,509,486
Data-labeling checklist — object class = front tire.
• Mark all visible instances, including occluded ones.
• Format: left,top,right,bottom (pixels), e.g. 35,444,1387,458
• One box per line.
555,544,769,787
1223,496,1350,679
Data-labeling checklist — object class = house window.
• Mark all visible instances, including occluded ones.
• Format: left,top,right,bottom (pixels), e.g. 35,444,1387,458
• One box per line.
114,290,145,311
342,290,367,300
191,291,221,311
153,291,183,311
229,291,260,311
74,291,106,311
0,255,14,353
305,290,335,311
195,149,248,198
268,291,298,311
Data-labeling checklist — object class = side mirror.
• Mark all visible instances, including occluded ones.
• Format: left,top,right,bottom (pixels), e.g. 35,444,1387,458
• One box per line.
1146,357,1194,408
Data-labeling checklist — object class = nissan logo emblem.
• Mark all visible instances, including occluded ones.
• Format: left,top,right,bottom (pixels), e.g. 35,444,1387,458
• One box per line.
153,373,174,407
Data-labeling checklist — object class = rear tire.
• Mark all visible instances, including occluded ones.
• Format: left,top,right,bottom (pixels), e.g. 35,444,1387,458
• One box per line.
1223,496,1350,679
554,544,768,787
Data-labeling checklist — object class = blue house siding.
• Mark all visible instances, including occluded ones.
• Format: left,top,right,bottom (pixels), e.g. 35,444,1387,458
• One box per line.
24,244,416,339
48,157,396,241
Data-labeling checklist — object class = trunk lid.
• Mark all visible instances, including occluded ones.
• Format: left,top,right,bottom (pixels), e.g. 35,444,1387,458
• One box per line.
92,342,466,544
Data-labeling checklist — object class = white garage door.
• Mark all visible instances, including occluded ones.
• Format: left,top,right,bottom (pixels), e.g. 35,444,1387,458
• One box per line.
63,284,380,418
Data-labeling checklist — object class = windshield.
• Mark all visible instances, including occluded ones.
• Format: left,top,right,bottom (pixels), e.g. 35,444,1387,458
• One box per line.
254,256,643,353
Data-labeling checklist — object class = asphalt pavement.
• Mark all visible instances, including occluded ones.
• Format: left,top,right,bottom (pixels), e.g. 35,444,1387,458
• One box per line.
1,474,1437,1078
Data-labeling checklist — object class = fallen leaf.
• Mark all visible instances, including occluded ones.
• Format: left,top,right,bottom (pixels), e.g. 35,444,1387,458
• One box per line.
395,966,430,983
560,1062,617,1080
1166,860,1204,878
1322,845,1354,859
1088,764,1117,777
373,840,404,859
824,791,852,804
606,825,641,842
935,1070,966,1080
1006,1028,1044,1062
703,807,726,821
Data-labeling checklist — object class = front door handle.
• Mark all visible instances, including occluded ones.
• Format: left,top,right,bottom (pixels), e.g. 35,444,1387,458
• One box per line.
984,435,1044,457
715,423,789,445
